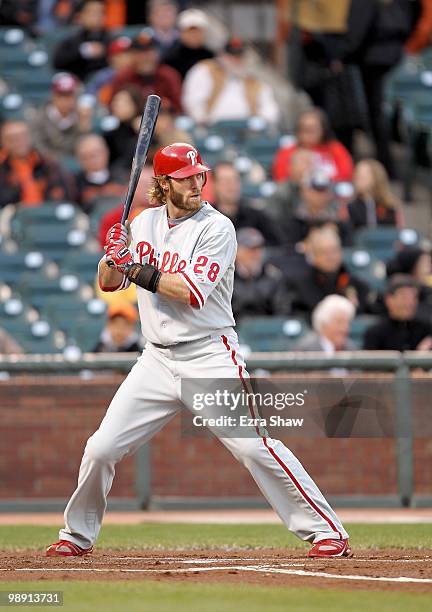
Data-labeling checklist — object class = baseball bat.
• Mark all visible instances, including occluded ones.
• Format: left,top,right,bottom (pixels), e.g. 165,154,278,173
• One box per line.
121,93,161,225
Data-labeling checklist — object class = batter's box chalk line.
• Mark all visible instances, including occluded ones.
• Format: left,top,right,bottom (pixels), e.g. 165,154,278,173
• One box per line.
1,566,432,584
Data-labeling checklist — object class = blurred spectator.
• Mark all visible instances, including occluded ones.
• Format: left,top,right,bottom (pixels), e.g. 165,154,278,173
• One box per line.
212,162,282,247
182,37,280,126
94,303,143,352
405,0,432,54
363,274,432,350
164,9,214,79
294,295,356,352
103,85,145,171
342,0,417,177
0,327,24,354
0,0,38,35
86,36,134,105
147,0,179,59
0,120,75,208
97,166,155,248
152,98,193,149
53,0,109,81
110,29,182,112
348,159,403,229
288,227,373,315
386,247,432,323
272,108,353,183
284,170,352,249
30,72,94,158
232,228,291,319
75,134,127,213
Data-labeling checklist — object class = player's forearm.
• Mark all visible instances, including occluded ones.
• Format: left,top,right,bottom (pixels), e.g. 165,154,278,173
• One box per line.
98,258,125,291
156,273,190,304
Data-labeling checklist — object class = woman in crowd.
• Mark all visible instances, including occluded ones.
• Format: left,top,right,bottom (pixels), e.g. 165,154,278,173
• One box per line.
103,84,145,170
348,159,404,229
272,108,353,183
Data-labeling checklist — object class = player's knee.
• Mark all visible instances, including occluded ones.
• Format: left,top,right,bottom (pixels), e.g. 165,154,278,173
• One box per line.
85,434,121,464
229,438,262,465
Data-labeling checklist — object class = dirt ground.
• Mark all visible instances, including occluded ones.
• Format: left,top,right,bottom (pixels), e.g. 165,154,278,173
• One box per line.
1,549,431,594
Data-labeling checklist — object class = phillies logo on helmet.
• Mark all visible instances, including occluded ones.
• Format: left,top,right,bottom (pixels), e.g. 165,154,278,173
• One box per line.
153,143,211,179
186,150,197,166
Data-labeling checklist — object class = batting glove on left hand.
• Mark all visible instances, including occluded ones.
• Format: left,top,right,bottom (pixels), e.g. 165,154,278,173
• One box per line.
105,243,133,274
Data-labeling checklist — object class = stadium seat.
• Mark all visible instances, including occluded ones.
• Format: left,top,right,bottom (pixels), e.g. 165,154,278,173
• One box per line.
61,249,103,286
0,250,45,286
18,270,85,311
17,224,88,264
349,315,380,349
40,295,106,337
343,248,387,291
0,93,26,120
353,227,420,262
237,317,309,352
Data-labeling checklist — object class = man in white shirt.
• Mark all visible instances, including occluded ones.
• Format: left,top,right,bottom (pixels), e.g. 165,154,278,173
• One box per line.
182,37,280,126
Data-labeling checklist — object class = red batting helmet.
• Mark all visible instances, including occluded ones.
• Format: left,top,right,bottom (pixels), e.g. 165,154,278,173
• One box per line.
153,143,210,179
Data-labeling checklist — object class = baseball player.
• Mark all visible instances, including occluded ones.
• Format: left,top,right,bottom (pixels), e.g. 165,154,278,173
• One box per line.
46,143,352,559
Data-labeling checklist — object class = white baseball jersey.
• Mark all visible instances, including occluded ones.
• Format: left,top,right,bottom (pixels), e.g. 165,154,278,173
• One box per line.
110,201,236,345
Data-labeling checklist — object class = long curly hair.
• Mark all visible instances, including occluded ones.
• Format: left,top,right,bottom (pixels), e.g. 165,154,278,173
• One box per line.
148,176,168,206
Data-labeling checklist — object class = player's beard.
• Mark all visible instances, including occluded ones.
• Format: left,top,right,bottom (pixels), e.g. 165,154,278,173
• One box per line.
168,182,201,212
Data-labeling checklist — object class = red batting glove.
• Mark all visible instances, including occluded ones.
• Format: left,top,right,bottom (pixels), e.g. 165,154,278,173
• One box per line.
106,222,128,246
105,243,133,274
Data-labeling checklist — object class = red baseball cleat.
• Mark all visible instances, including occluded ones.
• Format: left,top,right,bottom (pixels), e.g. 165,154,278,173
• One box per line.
46,540,93,557
308,538,353,558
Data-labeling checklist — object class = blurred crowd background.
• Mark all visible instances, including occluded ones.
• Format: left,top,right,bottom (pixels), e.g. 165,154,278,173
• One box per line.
1,0,432,358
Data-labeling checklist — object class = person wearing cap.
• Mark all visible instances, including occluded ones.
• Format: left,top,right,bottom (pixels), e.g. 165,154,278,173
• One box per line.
53,0,109,82
46,141,352,560
86,36,134,105
232,227,291,319
286,226,373,316
29,72,95,158
164,8,214,80
283,169,352,249
93,303,143,352
0,119,75,208
182,35,280,125
363,274,432,351
110,28,183,112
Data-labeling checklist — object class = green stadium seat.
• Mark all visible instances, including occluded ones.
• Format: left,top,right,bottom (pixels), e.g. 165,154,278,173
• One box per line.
18,270,84,311
349,315,380,349
0,250,45,286
0,27,27,48
17,320,61,354
353,227,420,262
17,225,88,264
63,317,106,352
40,295,106,336
61,249,103,285
0,93,26,120
237,317,310,352
88,196,121,236
343,248,387,291
10,202,79,234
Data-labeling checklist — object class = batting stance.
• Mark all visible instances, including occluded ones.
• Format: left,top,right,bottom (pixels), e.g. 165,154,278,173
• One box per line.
47,143,352,559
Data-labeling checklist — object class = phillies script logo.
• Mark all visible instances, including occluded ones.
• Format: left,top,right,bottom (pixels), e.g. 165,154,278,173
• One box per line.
136,241,187,273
